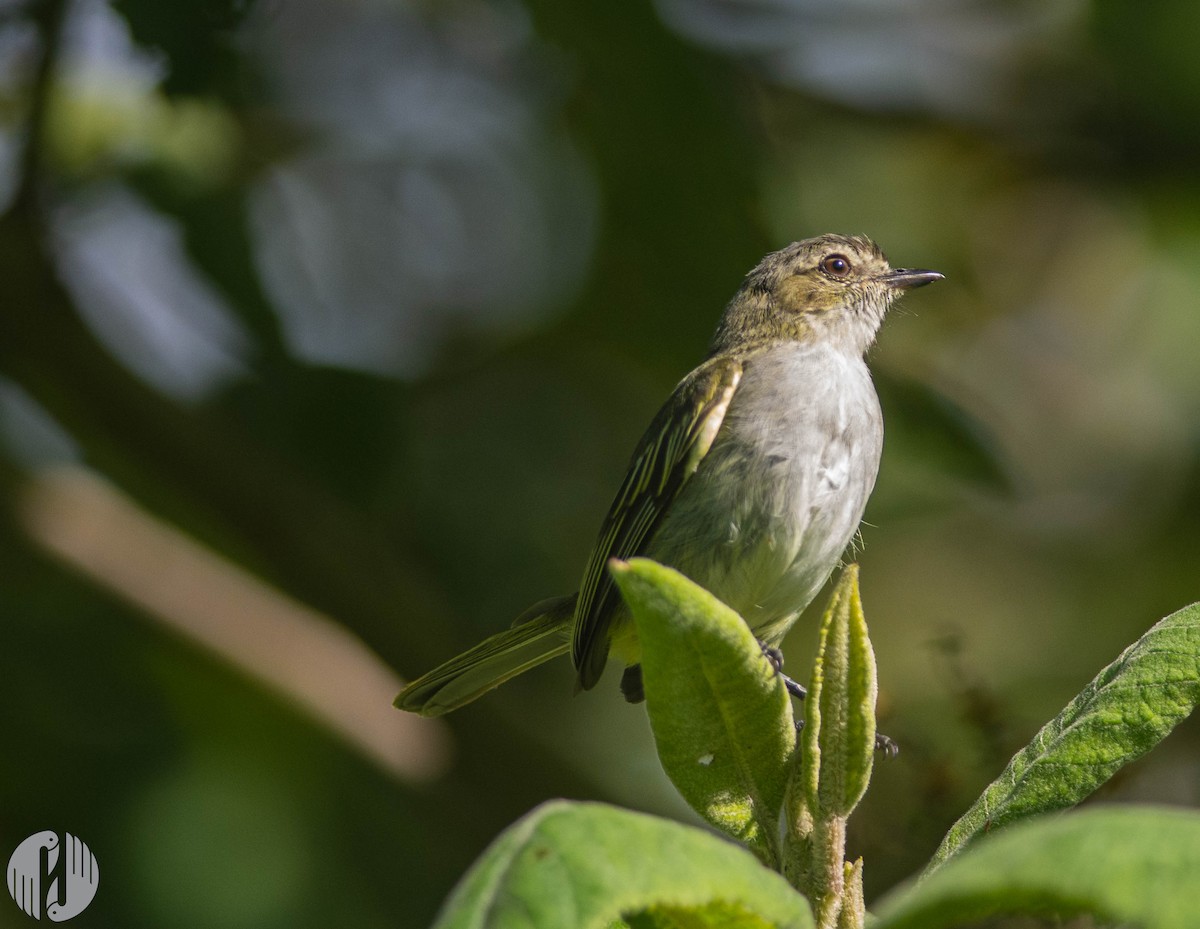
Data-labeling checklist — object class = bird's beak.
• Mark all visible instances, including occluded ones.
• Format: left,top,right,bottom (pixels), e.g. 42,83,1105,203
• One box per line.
878,268,940,290
877,268,944,290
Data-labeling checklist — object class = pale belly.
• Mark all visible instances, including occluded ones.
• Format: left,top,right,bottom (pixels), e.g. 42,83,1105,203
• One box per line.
641,342,883,645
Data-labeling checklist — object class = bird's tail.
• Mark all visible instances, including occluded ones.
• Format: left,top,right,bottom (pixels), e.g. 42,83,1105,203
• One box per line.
394,596,576,717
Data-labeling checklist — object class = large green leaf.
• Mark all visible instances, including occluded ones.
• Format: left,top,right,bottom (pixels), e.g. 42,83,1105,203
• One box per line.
432,800,813,929
929,601,1200,868
610,558,796,866
876,806,1200,929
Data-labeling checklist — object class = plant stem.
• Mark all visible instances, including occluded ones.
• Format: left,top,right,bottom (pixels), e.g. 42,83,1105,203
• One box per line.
811,814,847,929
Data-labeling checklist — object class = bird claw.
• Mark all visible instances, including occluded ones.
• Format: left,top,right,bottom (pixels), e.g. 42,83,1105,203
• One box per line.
760,641,808,699
760,643,785,673
766,640,898,757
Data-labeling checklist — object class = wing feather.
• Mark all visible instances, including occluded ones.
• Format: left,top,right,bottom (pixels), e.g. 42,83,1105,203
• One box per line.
572,355,743,688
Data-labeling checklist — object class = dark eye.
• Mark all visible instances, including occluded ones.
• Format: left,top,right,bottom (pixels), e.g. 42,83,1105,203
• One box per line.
820,254,852,277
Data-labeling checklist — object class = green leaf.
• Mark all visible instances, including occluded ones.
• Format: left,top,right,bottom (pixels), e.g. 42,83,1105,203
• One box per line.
609,558,796,866
801,565,876,818
928,601,1200,869
875,806,1200,929
433,800,814,929
783,567,878,920
628,901,779,929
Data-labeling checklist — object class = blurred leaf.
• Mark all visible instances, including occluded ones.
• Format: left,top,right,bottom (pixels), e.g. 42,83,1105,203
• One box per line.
521,0,767,362
433,800,813,929
1091,0,1200,157
610,558,796,867
874,372,1010,495
125,177,288,361
876,807,1200,929
929,601,1200,870
46,88,239,183
112,0,255,96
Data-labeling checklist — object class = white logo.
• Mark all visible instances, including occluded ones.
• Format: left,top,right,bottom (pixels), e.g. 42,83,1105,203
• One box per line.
6,832,98,921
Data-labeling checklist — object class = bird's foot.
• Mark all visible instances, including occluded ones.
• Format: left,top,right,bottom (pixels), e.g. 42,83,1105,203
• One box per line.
764,640,898,757
760,641,808,699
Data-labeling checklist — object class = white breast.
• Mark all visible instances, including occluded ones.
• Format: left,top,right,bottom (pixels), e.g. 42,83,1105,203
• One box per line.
647,342,883,641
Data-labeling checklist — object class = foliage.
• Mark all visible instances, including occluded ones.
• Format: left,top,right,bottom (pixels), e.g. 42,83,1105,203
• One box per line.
431,801,812,929
435,563,1200,929
874,807,1200,929
929,601,1200,869
782,565,879,927
609,558,796,867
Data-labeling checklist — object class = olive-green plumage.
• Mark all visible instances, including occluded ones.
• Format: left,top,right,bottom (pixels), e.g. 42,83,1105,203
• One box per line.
396,234,942,717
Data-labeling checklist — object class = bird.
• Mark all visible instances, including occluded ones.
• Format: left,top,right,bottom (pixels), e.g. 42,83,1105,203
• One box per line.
395,234,942,717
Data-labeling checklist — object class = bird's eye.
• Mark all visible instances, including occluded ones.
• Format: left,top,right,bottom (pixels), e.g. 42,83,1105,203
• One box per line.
821,254,852,277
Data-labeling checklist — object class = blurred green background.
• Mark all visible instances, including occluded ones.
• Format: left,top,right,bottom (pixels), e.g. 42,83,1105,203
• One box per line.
2,0,1200,926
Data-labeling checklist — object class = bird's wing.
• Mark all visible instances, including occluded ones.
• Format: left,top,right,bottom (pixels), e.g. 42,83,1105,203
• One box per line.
572,354,743,688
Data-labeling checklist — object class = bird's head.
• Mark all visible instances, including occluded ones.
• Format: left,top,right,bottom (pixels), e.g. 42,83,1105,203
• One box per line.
710,234,943,356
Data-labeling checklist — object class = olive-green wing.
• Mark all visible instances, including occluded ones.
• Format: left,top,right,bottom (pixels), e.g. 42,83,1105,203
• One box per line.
572,355,743,689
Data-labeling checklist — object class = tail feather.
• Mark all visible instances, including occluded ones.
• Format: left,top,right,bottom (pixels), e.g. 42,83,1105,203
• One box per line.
395,597,575,717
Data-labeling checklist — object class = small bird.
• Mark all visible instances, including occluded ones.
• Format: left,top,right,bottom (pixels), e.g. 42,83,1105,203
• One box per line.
396,234,942,717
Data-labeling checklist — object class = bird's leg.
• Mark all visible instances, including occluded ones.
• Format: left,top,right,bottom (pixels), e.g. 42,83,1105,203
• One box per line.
761,643,809,699
760,640,898,757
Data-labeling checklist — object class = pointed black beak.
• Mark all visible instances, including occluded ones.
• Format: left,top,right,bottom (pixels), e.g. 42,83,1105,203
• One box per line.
878,268,944,290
